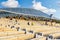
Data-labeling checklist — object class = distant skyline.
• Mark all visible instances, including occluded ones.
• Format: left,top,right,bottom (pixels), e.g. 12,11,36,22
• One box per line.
0,0,60,19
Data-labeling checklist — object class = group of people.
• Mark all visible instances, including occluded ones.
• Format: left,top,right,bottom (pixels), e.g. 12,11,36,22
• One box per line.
27,22,34,26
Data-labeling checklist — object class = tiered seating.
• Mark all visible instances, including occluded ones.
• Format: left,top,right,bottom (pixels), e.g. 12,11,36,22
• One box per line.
0,18,60,40
0,33,34,40
0,31,25,37
30,36,46,40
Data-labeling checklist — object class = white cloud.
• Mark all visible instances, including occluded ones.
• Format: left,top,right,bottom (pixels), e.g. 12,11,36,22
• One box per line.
32,0,56,14
57,1,60,6
1,0,20,8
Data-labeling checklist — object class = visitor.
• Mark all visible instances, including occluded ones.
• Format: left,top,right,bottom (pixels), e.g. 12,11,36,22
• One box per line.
27,22,30,25
31,22,34,26
16,27,20,31
11,26,15,29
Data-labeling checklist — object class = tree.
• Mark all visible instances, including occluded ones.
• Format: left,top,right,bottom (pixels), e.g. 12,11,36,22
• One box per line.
50,14,53,26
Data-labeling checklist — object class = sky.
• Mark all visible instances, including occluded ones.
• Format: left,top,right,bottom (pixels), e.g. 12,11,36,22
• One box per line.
0,0,60,19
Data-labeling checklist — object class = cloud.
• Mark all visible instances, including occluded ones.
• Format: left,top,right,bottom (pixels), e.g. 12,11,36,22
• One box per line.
57,1,60,6
32,0,56,14
1,0,20,8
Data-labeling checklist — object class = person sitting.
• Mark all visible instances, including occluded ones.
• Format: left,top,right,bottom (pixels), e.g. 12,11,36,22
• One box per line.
22,29,26,34
8,25,10,27
16,27,20,31
27,22,30,25
11,26,15,29
31,22,34,26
